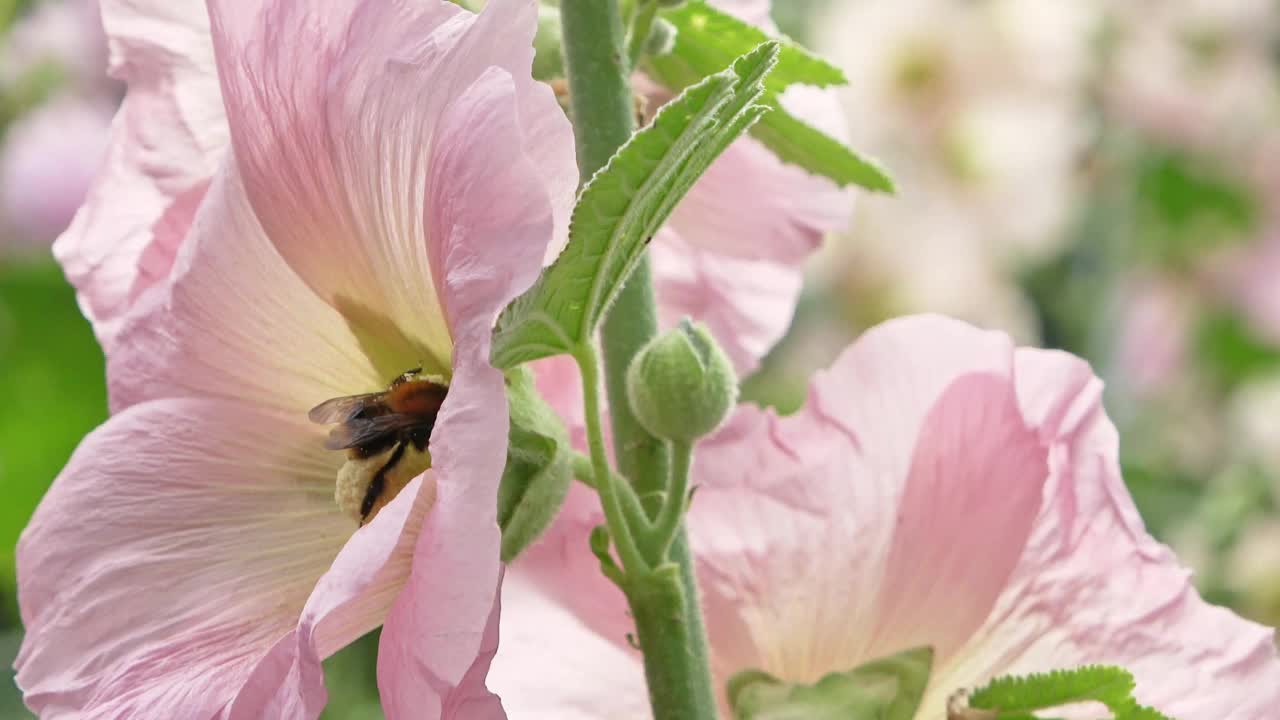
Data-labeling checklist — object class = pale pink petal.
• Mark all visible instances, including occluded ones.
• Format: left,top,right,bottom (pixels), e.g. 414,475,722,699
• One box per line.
15,399,351,719
686,330,1038,686
650,232,803,374
928,349,1280,719
662,130,852,266
489,571,648,720
225,474,436,719
108,166,383,415
207,0,574,373
862,372,1046,660
54,0,226,348
375,356,509,718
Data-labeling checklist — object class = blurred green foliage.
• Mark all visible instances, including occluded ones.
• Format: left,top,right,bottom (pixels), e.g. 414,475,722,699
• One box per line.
0,259,106,601
0,258,104,719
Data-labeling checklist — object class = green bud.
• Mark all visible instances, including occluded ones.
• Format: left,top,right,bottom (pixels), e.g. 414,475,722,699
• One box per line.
498,368,573,562
532,5,565,81
645,17,678,57
626,319,738,443
656,0,688,8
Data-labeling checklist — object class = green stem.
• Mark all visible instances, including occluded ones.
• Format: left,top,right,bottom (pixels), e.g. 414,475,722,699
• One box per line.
569,451,599,489
560,0,720,717
560,0,636,180
575,344,648,577
645,439,692,562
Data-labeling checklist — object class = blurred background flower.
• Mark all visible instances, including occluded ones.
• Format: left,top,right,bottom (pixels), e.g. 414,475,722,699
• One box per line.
1,0,1279,716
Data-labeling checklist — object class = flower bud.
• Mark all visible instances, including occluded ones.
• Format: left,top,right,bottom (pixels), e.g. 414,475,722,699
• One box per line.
626,319,738,443
645,18,678,57
656,0,688,8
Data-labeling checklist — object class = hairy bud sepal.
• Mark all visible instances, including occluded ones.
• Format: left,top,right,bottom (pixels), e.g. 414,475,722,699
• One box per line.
626,319,738,443
498,367,573,563
645,18,678,57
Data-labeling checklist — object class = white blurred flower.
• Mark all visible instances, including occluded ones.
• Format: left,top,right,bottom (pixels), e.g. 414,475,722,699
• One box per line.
1228,370,1280,471
812,0,1099,265
1224,518,1280,624
1105,0,1280,156
820,192,1041,342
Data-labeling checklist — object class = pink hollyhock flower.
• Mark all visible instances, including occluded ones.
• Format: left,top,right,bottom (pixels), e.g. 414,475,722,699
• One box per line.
15,0,576,718
491,315,1280,718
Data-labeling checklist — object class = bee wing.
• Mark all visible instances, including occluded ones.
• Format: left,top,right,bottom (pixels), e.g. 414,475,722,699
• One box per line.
308,392,385,424
324,414,426,451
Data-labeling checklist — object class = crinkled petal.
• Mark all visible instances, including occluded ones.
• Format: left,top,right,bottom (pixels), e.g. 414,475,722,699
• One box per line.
54,0,226,348
207,0,574,375
15,399,350,719
108,164,382,415
926,349,1280,719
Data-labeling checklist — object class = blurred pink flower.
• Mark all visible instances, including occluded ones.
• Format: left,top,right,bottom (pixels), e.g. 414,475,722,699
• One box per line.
1116,275,1194,396
1224,232,1280,345
16,0,577,717
0,95,112,249
642,0,854,372
492,315,1280,719
0,0,113,94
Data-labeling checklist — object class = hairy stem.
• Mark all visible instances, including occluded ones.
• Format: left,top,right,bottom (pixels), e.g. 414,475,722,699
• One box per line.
560,0,720,716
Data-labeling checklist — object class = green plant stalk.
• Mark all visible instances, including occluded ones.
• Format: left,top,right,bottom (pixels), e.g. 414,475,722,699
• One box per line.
560,0,720,717
575,345,649,577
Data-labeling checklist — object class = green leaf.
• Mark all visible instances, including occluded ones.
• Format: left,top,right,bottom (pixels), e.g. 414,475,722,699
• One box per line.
964,665,1177,720
647,0,893,191
490,41,780,368
727,646,933,720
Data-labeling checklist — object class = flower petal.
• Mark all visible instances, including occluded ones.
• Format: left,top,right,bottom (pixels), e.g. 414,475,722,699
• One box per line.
662,127,852,267
108,165,382,415
927,349,1280,719
207,0,574,374
225,474,437,719
15,399,351,719
650,232,803,374
376,355,509,718
54,0,226,348
488,571,648,720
